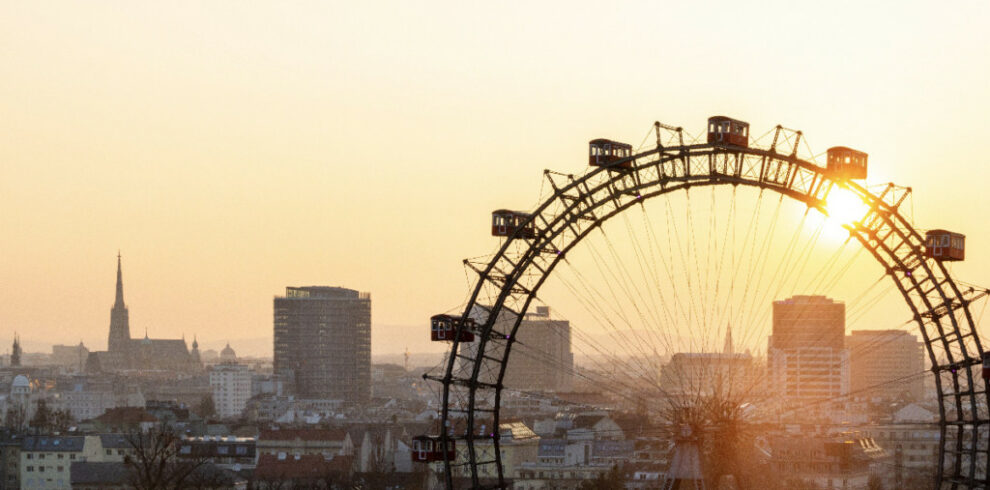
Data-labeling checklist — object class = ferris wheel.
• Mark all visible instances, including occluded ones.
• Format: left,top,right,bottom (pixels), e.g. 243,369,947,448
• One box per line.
417,116,988,490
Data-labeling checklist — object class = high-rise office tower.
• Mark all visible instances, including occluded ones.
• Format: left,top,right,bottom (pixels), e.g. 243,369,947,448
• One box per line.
273,286,371,403
768,295,849,405
460,305,574,392
847,330,925,401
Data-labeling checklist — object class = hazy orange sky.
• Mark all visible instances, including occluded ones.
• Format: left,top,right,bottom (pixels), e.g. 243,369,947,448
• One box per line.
1,2,988,357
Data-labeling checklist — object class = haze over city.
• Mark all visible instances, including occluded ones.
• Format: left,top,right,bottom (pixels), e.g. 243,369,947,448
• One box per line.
5,2,990,490
2,2,989,359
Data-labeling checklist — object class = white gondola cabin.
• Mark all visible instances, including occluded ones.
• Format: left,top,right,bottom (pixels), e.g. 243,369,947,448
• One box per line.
826,146,868,180
411,435,456,463
925,229,965,262
492,209,536,239
707,116,750,147
430,314,475,342
589,139,634,169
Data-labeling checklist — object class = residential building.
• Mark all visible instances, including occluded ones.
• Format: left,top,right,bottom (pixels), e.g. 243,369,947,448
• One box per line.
256,429,354,459
52,377,145,422
0,434,21,489
19,436,86,490
767,433,885,489
178,436,256,467
453,422,540,481
273,286,371,403
253,453,353,489
210,363,252,419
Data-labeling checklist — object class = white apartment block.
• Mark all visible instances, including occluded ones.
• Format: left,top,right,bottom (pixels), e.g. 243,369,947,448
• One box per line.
210,362,252,419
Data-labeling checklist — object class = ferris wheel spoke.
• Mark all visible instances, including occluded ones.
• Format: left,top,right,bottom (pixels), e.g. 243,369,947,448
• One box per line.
432,119,985,489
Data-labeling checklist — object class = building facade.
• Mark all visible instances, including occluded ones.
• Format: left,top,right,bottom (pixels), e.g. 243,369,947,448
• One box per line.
660,326,760,400
768,295,849,409
210,362,252,419
480,306,574,392
273,287,371,403
846,330,925,401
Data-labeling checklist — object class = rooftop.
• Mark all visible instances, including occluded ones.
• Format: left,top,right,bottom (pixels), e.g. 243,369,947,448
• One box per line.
22,436,85,452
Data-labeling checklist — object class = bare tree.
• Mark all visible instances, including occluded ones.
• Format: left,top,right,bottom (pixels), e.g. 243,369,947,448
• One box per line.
4,403,27,431
29,399,52,432
124,424,209,490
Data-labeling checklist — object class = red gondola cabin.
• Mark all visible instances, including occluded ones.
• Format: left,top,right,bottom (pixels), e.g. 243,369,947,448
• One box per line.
826,146,868,180
925,229,965,262
492,210,536,239
707,116,750,147
430,314,475,342
411,436,456,463
589,139,634,169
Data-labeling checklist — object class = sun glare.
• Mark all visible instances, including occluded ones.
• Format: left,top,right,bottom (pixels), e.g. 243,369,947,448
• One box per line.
825,188,869,227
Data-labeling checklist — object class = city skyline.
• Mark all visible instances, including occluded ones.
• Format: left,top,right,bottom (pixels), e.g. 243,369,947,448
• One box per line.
2,2,988,359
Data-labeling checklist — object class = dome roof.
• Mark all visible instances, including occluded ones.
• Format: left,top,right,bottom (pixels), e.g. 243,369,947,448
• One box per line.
220,343,236,359
12,375,29,388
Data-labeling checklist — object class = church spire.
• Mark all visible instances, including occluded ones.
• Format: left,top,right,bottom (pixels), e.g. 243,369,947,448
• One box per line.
114,251,125,308
108,252,132,353
724,323,734,355
11,333,22,367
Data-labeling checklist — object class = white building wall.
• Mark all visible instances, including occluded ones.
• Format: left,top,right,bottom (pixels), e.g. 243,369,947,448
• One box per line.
210,363,252,419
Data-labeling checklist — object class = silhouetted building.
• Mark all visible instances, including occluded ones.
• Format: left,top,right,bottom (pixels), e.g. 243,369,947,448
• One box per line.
86,254,198,373
10,335,21,368
502,306,574,392
220,342,237,363
190,336,202,366
273,286,371,403
660,325,759,399
52,342,89,371
768,295,849,406
847,330,925,401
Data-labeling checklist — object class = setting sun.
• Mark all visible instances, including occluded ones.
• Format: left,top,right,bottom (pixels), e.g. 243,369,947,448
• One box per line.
824,188,870,227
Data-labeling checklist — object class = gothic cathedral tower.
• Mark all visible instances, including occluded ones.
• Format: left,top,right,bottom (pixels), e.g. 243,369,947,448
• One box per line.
108,253,132,354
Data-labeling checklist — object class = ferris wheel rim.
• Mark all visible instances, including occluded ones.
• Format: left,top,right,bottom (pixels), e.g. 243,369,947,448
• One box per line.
435,141,985,489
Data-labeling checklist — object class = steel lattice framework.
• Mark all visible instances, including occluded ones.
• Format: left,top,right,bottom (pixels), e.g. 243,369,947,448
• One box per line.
430,125,988,489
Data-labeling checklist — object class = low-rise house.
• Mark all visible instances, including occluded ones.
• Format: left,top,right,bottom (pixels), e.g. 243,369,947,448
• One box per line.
252,453,353,489
453,421,540,481
178,435,257,468
87,434,133,463
256,428,353,459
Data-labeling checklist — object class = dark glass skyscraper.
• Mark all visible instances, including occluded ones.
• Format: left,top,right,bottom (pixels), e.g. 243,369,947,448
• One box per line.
273,286,371,403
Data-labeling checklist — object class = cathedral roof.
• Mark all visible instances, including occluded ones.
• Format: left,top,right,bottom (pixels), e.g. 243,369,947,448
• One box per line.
12,375,29,388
